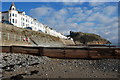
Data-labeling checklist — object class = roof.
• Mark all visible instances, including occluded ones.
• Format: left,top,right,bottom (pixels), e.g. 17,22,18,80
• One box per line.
2,11,8,13
9,2,16,10
18,11,24,13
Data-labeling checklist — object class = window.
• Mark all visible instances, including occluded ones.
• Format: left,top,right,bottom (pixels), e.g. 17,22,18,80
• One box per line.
16,19,17,23
23,23,24,26
12,8,15,10
9,13,11,17
15,14,17,17
12,19,14,23
2,16,4,19
13,13,14,16
10,19,11,22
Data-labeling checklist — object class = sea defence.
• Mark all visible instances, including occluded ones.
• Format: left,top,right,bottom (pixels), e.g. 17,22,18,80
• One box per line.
1,46,120,59
0,23,75,47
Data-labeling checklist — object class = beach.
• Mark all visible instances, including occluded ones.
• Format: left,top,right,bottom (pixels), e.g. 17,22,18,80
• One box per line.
0,53,120,79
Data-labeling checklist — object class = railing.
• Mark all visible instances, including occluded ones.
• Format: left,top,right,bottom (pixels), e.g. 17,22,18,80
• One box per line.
1,32,30,42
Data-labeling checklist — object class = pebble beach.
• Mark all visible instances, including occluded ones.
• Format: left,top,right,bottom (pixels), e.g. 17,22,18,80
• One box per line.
0,53,120,79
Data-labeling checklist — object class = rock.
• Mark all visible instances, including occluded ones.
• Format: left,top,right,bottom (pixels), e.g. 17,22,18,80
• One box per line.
20,73,27,76
29,63,39,66
1,53,119,78
10,74,24,80
30,70,39,75
5,69,14,72
17,62,22,66
2,64,14,70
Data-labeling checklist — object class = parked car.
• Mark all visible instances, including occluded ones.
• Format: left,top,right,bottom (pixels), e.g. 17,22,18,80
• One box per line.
25,27,32,30
2,20,13,25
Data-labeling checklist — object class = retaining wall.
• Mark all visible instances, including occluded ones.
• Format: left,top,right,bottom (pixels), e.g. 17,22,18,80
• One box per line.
1,46,120,59
0,23,74,47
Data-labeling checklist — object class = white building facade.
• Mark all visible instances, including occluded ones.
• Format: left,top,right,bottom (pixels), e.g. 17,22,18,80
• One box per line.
0,12,2,22
1,3,68,39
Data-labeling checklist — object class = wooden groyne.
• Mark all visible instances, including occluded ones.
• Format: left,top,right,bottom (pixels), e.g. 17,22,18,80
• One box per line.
1,46,120,59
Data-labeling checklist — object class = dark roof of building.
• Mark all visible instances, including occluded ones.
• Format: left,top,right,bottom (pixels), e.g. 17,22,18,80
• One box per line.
9,2,16,10
2,11,8,13
18,11,24,13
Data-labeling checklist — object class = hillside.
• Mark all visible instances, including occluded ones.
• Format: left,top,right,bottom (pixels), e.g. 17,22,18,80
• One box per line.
0,23,75,46
68,31,111,45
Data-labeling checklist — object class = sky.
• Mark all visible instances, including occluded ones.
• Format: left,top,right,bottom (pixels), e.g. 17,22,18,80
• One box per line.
2,2,119,44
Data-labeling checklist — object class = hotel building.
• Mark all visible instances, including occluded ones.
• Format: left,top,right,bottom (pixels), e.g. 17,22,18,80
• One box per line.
1,3,67,39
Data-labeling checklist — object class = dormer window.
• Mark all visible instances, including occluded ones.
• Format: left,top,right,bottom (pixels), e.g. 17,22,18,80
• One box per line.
22,12,25,15
12,8,14,10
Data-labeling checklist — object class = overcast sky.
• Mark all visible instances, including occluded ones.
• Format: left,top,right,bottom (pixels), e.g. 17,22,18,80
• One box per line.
2,2,118,44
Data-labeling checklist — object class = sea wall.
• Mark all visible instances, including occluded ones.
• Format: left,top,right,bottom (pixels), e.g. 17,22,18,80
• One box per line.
0,23,74,47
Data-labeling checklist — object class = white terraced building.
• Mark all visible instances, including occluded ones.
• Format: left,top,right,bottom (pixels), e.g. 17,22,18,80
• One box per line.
0,3,68,39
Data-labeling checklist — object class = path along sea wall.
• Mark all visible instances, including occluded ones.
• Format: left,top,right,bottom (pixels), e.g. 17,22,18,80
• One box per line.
0,23,75,47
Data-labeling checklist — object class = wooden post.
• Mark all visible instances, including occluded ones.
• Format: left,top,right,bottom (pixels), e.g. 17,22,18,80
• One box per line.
10,46,13,53
63,47,66,58
38,47,44,56
87,49,90,59
109,44,111,48
112,49,116,58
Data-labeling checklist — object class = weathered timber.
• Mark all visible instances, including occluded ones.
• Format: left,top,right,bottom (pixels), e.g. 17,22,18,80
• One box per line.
1,46,43,56
43,48,65,58
0,46,120,59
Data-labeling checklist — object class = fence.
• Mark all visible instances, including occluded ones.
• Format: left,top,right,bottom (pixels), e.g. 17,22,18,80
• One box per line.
1,32,30,42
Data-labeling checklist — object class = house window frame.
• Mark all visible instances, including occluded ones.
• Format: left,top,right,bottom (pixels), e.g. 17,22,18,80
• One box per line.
12,19,14,23
2,16,4,19
12,13,14,17
15,19,17,23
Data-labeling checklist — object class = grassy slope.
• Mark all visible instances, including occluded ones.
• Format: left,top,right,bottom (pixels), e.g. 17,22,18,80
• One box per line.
69,31,111,44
